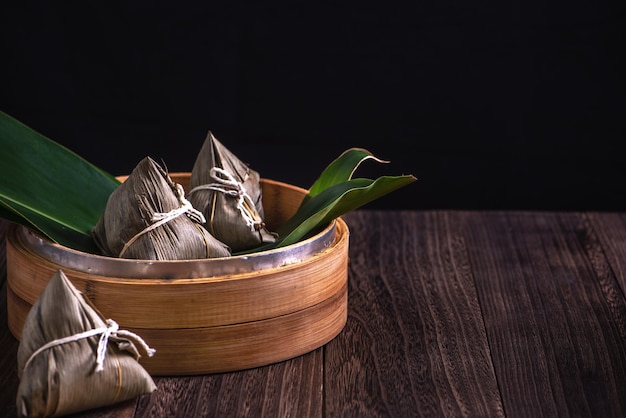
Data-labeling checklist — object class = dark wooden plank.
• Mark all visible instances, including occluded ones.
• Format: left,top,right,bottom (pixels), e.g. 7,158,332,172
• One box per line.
132,350,323,418
586,212,626,292
578,213,626,347
325,211,504,417
464,211,626,417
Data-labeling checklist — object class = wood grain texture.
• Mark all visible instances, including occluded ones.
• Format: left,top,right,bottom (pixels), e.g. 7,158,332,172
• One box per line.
463,211,626,417
2,212,626,417
327,211,504,417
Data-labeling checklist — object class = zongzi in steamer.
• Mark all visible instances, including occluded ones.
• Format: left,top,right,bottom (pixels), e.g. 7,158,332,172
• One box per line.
16,269,156,418
188,131,276,252
93,156,231,260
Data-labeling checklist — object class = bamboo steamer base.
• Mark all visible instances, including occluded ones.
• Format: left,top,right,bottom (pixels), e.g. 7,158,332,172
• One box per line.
5,176,350,376
6,283,347,375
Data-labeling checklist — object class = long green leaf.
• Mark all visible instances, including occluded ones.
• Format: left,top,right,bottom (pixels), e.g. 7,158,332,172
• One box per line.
275,175,416,247
0,199,102,253
266,147,415,248
0,111,120,251
306,148,388,197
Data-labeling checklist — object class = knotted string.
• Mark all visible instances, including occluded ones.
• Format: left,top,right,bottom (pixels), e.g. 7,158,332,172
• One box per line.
119,183,206,257
23,319,156,373
188,167,263,231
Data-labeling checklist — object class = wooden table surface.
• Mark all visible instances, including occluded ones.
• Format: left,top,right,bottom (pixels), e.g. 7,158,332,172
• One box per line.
1,210,626,417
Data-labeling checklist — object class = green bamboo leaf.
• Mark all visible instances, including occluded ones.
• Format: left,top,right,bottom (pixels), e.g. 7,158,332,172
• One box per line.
306,148,388,197
0,201,29,226
275,175,416,247
0,111,120,251
0,200,101,252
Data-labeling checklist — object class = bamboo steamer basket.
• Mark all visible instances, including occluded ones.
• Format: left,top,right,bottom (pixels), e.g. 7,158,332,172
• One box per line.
6,174,349,376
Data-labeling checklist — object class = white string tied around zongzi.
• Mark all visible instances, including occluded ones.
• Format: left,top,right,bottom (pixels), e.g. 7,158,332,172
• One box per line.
119,183,206,257
22,319,156,373
189,167,263,231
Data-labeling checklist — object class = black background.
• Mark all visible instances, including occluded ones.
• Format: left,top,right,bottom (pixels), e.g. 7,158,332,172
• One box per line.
1,1,624,210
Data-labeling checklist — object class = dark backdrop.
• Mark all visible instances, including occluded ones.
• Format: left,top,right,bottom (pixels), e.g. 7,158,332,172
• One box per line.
2,1,624,210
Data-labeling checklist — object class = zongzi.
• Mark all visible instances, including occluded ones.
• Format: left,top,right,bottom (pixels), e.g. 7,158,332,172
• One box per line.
188,131,276,252
93,156,231,260
16,269,157,417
